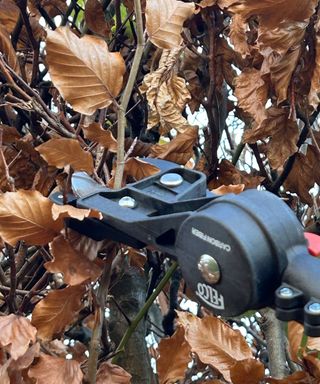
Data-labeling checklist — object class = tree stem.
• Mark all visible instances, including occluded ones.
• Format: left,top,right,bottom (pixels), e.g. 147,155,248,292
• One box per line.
114,0,144,189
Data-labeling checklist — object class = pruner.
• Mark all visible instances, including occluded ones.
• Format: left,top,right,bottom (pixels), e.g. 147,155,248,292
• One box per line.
51,158,320,336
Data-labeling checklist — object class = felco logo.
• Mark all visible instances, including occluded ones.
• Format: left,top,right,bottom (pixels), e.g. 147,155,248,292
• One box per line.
195,282,225,310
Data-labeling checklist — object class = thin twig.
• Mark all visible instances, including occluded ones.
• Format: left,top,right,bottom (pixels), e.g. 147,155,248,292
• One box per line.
114,0,145,189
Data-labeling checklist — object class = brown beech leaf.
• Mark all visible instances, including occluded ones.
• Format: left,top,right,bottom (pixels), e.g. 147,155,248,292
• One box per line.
146,0,195,49
96,361,132,384
29,0,67,18
0,0,19,34
150,127,198,165
265,371,318,384
46,27,126,115
309,21,320,109
303,353,320,379
177,312,252,382
157,326,191,384
230,358,265,384
0,315,37,360
234,68,268,124
124,157,160,181
9,342,40,373
85,0,113,37
0,190,63,246
83,123,118,153
288,321,320,362
46,235,103,285
32,166,58,197
126,248,147,269
214,160,263,189
0,124,21,144
140,48,193,134
284,145,320,205
51,203,102,222
244,107,300,169
28,353,83,384
0,25,19,72
31,284,86,340
36,138,94,174
212,184,245,195
0,359,10,384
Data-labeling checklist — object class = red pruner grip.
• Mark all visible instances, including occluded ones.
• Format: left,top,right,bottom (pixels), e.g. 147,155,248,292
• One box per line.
305,232,320,257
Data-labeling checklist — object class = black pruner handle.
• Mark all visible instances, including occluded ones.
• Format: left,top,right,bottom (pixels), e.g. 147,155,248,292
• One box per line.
276,245,320,336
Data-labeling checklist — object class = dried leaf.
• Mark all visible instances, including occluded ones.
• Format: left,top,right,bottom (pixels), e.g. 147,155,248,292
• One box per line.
243,107,300,169
146,0,195,49
0,0,19,34
214,160,263,189
229,14,250,58
177,312,252,382
126,248,147,269
32,166,58,196
0,359,10,384
9,342,40,371
83,123,118,153
141,48,193,134
51,203,102,222
0,190,63,246
31,284,86,340
234,68,268,124
36,138,94,174
46,235,103,285
288,321,320,362
284,145,320,205
0,24,19,72
29,0,67,18
265,371,318,384
0,124,21,145
157,326,191,384
303,353,320,378
309,22,320,109
96,361,132,384
28,353,83,384
150,127,198,165
230,358,265,384
212,184,245,195
46,27,126,115
85,0,113,37
124,157,160,181
0,315,37,360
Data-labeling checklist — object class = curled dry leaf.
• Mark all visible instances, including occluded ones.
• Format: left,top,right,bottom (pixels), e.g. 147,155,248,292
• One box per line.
309,20,320,109
51,203,102,222
146,0,195,49
36,138,94,174
234,68,268,124
31,284,86,340
243,107,299,169
28,353,83,384
157,326,191,384
230,358,265,384
83,122,118,153
284,145,320,205
140,48,193,134
212,184,245,195
0,190,63,246
46,235,103,285
9,342,40,373
0,0,19,33
150,127,198,165
46,27,126,115
177,312,252,382
0,359,10,384
96,361,132,384
0,124,21,145
303,353,320,379
29,0,67,18
85,0,113,37
0,314,37,360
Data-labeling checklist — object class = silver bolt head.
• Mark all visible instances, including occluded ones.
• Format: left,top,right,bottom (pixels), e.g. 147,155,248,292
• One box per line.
118,196,137,209
308,302,320,314
279,287,294,298
197,254,220,284
159,173,183,187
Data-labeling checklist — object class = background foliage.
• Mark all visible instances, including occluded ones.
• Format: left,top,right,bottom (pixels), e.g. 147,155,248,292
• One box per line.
0,0,320,383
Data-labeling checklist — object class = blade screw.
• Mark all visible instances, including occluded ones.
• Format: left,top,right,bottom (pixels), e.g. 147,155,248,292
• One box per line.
160,173,183,187
118,196,137,209
279,287,294,298
308,302,320,314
